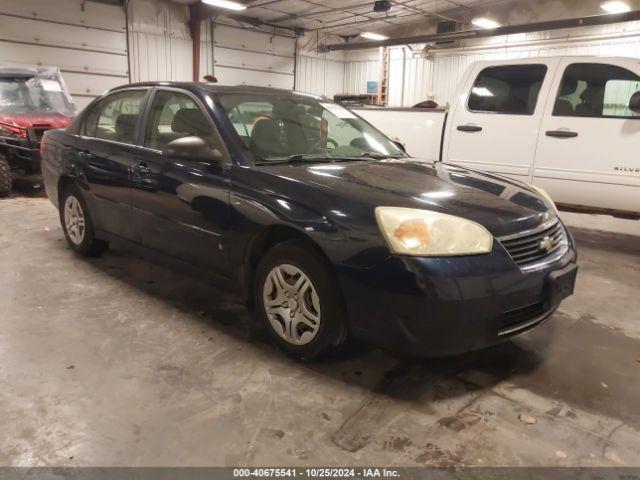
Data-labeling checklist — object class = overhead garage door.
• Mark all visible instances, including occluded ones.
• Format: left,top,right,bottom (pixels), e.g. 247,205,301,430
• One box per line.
0,0,128,110
212,23,295,90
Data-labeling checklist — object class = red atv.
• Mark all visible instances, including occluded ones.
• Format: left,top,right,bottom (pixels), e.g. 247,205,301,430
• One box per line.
0,67,76,197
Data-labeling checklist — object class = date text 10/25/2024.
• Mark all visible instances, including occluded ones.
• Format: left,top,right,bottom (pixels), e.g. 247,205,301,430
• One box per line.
233,469,400,478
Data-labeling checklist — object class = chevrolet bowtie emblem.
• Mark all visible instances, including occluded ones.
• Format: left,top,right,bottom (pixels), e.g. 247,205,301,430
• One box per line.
539,235,554,252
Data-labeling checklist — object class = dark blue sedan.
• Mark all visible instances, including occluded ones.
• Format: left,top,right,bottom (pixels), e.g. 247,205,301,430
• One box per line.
41,82,577,360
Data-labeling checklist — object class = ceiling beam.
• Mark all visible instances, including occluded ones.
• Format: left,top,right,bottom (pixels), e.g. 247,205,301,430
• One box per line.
322,10,640,51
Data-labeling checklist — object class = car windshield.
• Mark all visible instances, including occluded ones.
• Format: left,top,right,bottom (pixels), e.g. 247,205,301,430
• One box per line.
0,76,74,116
215,91,406,163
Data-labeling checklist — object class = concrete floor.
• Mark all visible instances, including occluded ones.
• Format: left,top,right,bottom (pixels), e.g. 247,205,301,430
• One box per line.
1,194,639,467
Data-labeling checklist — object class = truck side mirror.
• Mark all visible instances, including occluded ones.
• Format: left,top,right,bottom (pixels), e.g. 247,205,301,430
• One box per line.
629,91,640,114
163,136,223,162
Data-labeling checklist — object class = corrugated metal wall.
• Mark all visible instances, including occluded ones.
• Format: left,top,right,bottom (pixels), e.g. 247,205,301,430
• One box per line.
343,59,379,95
295,55,345,98
0,0,128,110
127,0,192,84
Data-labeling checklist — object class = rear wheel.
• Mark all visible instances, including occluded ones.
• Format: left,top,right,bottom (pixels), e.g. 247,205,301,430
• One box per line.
255,241,347,361
0,154,11,198
59,184,109,257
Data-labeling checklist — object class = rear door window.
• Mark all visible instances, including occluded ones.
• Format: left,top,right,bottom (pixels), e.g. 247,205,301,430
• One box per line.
468,64,548,115
553,63,640,118
82,100,101,137
95,90,146,144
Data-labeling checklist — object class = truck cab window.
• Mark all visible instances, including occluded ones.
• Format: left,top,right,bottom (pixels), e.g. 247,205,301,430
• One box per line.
95,90,146,144
554,63,640,118
144,90,215,150
468,65,547,115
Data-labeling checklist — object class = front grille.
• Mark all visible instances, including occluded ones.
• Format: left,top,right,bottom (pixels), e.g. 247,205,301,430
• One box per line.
498,218,568,269
498,302,549,336
31,126,50,143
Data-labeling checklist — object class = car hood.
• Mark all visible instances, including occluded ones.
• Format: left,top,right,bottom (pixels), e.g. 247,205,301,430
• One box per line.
261,158,555,238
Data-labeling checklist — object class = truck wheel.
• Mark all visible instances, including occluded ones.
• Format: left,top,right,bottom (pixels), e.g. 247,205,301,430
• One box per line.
59,184,109,257
254,241,348,361
0,155,11,198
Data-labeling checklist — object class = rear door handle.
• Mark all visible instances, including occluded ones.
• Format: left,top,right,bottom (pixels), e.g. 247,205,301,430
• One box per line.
457,125,483,133
546,130,578,138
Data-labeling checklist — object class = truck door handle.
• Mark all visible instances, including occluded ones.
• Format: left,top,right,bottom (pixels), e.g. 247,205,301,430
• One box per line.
546,130,578,138
131,162,151,175
457,125,483,133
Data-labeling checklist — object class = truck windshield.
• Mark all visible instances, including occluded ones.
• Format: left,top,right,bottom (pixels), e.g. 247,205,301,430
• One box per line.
215,91,406,163
0,76,74,116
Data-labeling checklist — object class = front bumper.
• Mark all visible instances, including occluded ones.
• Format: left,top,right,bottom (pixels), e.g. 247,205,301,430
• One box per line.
338,228,577,357
0,129,42,173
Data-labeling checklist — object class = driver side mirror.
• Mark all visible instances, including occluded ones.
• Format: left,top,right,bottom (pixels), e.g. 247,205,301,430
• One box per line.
392,140,407,154
629,91,640,114
163,136,223,163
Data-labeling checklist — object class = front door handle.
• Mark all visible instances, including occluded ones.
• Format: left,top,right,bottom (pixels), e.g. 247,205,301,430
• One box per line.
131,162,151,175
457,125,483,133
546,130,578,138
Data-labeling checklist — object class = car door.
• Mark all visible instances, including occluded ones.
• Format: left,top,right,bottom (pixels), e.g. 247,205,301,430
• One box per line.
443,59,559,181
533,58,640,214
127,87,232,275
75,88,150,241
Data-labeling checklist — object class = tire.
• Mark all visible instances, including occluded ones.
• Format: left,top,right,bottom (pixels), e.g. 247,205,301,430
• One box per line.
59,183,109,257
0,154,11,198
254,241,348,361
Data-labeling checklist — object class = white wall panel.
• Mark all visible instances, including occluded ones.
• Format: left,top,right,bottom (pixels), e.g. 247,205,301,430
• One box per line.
129,31,192,83
295,55,345,98
0,0,127,110
343,60,379,95
127,0,192,84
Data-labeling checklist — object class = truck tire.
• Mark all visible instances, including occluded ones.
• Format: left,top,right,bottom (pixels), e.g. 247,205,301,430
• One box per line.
0,154,11,198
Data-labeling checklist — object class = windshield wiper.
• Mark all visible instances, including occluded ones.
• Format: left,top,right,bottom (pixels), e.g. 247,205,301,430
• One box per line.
255,151,405,165
255,154,334,165
360,152,389,159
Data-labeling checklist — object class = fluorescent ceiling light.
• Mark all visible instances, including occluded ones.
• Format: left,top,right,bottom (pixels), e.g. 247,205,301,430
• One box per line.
202,0,247,11
600,1,631,13
360,32,389,41
471,17,502,29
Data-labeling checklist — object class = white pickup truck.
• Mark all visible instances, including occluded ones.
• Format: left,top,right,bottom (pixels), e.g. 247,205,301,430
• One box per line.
352,56,640,218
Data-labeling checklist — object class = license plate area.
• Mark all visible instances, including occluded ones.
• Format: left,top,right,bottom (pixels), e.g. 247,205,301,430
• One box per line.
547,263,578,307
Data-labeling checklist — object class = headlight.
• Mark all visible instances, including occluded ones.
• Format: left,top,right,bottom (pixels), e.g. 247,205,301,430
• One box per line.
375,207,493,256
529,185,558,214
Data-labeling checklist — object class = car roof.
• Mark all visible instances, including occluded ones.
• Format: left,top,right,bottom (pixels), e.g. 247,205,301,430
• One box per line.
108,82,322,98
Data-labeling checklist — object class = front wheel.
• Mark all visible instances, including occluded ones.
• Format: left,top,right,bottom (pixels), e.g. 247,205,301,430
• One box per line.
59,184,109,257
0,154,11,198
255,241,348,361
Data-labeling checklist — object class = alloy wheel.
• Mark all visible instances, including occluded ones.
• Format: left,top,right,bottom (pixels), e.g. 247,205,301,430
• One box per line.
64,195,85,246
262,264,321,346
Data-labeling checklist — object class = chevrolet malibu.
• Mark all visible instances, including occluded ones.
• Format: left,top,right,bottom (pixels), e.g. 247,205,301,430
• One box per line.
41,83,578,360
